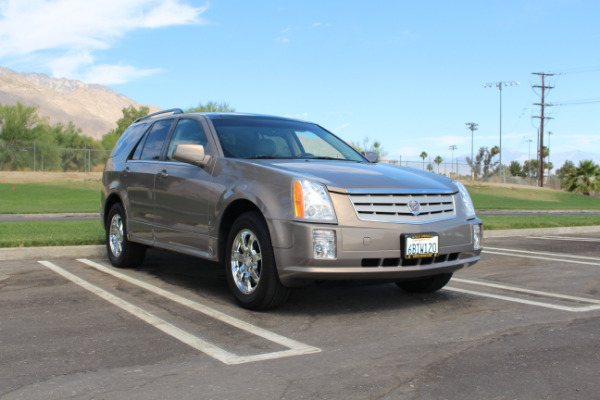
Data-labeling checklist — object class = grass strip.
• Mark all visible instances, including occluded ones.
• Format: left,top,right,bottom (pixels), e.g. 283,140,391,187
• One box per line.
0,182,100,214
0,220,105,247
479,215,600,230
467,184,600,210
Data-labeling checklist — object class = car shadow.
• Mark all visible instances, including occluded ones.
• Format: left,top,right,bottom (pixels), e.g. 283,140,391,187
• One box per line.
133,249,460,316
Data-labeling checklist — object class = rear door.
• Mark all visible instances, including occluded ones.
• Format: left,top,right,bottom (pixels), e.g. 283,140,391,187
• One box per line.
124,118,174,242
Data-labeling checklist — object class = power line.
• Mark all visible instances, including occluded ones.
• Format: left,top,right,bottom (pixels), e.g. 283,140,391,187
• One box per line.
554,98,600,106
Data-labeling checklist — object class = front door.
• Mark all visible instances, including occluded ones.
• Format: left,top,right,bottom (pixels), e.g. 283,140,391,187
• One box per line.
153,118,214,257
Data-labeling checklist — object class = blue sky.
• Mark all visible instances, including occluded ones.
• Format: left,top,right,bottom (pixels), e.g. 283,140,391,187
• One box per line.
1,0,599,170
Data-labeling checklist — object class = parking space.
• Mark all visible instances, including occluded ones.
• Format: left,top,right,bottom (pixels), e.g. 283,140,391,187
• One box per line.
1,232,599,399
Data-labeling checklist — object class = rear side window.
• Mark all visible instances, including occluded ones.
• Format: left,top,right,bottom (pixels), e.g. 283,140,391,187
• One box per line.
166,119,208,161
139,120,173,160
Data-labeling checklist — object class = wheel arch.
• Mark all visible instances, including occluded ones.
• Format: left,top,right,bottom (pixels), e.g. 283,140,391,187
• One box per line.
103,193,123,230
217,199,264,264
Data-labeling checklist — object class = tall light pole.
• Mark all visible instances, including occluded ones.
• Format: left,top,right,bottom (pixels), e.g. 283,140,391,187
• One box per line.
483,81,519,182
465,122,478,179
449,145,457,176
523,137,533,161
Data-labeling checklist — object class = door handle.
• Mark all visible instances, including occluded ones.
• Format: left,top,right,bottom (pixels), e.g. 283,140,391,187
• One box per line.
122,167,130,176
159,169,169,178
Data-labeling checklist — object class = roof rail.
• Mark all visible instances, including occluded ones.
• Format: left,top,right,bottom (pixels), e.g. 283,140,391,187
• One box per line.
134,108,184,123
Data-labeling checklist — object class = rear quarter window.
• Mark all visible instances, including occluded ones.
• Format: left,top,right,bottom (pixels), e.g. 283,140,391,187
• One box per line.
111,122,151,160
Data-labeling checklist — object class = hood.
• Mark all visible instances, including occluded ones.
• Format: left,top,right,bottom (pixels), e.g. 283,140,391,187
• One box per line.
255,160,456,193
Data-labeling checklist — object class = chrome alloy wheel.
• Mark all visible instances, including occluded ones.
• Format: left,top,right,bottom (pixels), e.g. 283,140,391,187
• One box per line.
109,213,124,258
230,229,262,294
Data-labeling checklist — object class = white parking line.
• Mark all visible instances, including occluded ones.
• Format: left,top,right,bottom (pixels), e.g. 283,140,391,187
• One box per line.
444,286,600,312
39,259,321,365
484,246,600,261
468,247,600,311
483,247,600,266
452,278,600,304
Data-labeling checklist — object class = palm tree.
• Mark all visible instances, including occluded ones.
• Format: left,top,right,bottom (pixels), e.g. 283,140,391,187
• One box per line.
564,160,600,195
420,151,428,170
434,155,443,173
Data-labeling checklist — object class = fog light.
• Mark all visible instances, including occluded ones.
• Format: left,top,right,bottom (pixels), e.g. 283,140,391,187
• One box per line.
473,224,483,250
313,230,336,259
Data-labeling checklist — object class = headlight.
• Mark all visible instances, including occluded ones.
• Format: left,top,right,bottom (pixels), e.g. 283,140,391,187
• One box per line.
293,179,336,222
453,180,476,219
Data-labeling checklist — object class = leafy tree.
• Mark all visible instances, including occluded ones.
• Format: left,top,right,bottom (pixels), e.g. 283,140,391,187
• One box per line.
351,137,388,160
434,155,443,173
0,102,41,169
509,160,525,177
556,160,576,186
426,163,434,172
102,105,150,150
419,151,428,169
523,159,538,178
564,160,600,195
466,146,499,179
187,101,235,113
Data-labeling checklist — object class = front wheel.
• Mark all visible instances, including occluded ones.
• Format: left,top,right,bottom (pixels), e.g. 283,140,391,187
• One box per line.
225,212,290,310
106,203,146,268
396,273,453,293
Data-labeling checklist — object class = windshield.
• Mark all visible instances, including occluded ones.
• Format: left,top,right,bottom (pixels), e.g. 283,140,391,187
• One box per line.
210,117,366,162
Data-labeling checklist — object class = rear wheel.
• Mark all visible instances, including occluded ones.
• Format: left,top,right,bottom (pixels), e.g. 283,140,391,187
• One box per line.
106,203,146,268
225,211,290,310
396,273,453,293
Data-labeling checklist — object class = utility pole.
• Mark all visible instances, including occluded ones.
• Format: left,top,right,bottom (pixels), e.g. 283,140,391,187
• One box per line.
532,72,554,187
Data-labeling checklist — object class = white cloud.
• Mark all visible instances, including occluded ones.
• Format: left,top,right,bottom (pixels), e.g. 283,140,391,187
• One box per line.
0,0,209,84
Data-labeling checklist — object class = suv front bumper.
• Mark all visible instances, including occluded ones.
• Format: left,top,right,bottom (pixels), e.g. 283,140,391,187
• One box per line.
270,218,482,287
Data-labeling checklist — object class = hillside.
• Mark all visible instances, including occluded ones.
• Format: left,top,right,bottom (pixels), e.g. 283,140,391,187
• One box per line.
0,66,160,140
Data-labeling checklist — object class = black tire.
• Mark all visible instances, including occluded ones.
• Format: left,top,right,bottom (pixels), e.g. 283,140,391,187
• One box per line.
105,203,146,268
225,211,290,310
396,273,453,293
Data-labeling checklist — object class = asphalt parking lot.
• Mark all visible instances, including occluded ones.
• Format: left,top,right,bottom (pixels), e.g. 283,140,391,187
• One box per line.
1,232,599,400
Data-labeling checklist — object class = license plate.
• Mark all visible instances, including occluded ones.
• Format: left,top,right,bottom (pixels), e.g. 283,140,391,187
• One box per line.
403,233,439,259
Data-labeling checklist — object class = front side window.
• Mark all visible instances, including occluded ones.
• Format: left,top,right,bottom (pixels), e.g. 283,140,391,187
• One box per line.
140,120,173,160
166,119,208,161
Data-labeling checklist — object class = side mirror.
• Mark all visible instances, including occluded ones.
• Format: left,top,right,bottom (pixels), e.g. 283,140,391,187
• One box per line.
361,151,378,163
173,144,210,167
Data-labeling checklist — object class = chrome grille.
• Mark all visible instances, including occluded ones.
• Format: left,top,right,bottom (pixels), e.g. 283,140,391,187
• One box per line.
349,193,456,224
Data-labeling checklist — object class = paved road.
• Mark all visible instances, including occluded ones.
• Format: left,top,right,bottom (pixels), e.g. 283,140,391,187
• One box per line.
1,233,600,399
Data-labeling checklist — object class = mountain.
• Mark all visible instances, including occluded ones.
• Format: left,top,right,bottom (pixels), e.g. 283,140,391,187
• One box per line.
0,66,160,140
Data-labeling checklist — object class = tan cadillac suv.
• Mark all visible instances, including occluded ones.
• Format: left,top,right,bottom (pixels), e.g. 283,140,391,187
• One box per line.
101,109,482,309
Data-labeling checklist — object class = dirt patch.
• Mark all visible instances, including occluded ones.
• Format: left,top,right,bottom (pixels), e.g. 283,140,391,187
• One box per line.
0,171,102,183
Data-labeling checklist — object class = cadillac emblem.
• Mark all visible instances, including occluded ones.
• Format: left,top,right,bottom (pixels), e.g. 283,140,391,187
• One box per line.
408,200,421,215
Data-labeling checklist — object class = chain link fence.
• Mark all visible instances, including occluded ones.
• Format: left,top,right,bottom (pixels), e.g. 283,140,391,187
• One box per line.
1,145,564,190
383,157,563,189
0,145,111,172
